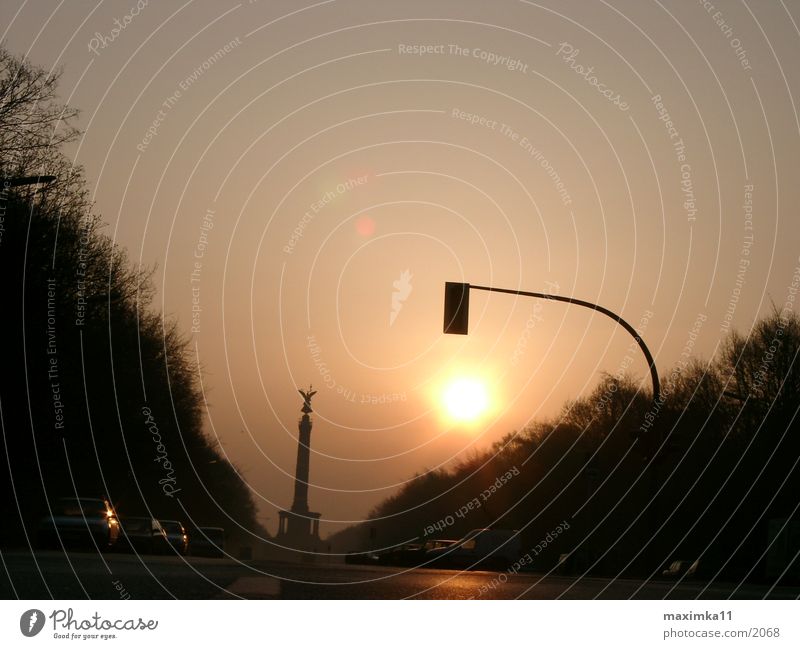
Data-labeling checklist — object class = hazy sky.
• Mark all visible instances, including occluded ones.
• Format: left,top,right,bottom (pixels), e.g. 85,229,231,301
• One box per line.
3,0,799,536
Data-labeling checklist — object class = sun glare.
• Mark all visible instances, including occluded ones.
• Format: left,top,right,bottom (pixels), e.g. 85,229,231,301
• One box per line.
443,377,490,422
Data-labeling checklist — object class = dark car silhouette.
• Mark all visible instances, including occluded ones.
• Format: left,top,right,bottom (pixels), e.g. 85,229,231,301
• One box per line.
159,519,189,555
425,529,521,570
37,497,120,550
116,517,170,555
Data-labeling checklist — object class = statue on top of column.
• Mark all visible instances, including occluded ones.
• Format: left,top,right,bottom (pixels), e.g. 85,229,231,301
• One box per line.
299,386,317,414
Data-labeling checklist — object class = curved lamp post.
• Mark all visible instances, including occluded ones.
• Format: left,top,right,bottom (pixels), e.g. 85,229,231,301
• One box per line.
443,281,660,404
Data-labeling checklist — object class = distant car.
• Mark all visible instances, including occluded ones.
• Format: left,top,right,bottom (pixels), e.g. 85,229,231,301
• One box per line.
344,550,381,565
377,539,459,567
116,517,170,555
425,529,521,570
423,539,459,552
662,559,699,578
159,520,189,555
190,526,225,558
555,552,573,574
37,497,120,550
378,543,423,566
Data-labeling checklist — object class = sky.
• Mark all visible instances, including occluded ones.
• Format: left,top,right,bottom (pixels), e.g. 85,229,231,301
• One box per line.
3,0,799,537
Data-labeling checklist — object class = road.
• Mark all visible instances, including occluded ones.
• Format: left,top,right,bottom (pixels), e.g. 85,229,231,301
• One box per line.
1,550,797,599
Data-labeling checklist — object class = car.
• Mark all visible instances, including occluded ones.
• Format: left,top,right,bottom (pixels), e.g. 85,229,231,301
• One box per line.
159,519,189,555
425,529,521,570
377,543,423,566
423,539,459,552
190,526,225,558
37,497,120,551
377,539,459,567
116,517,170,555
344,550,381,565
555,552,573,574
662,559,699,578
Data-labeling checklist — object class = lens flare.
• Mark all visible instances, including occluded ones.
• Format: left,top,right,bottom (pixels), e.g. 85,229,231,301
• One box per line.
356,216,375,237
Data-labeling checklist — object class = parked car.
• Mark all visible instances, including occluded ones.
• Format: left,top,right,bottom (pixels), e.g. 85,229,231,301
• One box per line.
190,526,225,558
116,517,170,555
37,497,120,550
425,529,521,570
159,520,189,555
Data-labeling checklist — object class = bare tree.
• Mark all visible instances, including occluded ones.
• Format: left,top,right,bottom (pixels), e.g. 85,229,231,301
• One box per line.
0,46,79,178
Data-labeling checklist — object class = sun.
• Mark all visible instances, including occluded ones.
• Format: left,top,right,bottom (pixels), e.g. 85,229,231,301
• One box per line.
443,377,490,422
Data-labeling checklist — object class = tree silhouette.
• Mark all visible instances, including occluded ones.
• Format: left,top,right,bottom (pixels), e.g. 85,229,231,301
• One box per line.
0,46,262,550
330,313,799,581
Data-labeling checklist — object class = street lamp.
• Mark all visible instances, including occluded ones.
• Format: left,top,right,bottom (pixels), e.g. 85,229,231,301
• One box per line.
443,281,660,404
6,175,56,187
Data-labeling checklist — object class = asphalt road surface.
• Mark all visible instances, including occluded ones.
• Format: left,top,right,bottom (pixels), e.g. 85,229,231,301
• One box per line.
1,550,797,599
